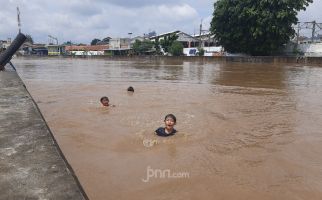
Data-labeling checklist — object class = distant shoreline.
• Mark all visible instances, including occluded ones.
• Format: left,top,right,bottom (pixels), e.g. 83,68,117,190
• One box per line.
16,55,322,65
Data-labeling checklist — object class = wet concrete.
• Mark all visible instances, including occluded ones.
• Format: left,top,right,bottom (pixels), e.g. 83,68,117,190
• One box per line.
0,70,87,199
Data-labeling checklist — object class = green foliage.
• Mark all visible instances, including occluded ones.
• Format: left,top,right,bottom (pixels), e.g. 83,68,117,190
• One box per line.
63,41,73,45
154,38,161,54
198,48,205,56
169,41,183,56
91,38,101,45
292,47,304,55
210,0,312,55
160,33,179,53
101,37,110,43
132,39,154,55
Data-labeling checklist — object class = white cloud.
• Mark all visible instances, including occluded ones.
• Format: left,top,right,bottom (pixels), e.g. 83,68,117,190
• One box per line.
158,4,198,20
0,0,202,43
0,0,320,44
298,0,322,22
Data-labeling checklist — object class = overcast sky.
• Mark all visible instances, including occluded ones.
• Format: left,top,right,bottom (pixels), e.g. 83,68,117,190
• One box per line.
0,0,321,44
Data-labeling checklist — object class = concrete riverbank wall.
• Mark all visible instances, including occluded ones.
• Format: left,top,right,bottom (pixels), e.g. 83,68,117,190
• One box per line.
0,69,87,199
147,55,322,64
22,55,322,65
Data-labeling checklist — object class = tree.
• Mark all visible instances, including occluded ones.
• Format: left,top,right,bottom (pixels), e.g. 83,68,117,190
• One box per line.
132,39,154,55
25,34,34,44
154,38,161,54
63,41,73,45
91,38,101,45
160,33,179,53
210,0,313,55
198,48,205,56
101,37,111,44
169,41,183,56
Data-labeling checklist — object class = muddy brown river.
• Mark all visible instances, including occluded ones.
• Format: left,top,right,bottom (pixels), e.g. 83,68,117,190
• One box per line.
14,57,322,200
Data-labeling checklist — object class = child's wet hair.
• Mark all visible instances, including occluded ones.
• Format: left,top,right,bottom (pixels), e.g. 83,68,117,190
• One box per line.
100,96,109,102
127,86,134,92
164,114,176,123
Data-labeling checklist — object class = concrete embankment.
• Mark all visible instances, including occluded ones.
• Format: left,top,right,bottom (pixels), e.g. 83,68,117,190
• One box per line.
42,55,322,65
0,69,87,199
148,55,322,64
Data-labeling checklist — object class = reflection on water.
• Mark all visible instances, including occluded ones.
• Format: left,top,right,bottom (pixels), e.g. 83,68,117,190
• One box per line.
14,57,322,200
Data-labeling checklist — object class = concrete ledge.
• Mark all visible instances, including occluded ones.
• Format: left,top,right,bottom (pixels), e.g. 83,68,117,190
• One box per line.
0,70,87,199
19,55,322,65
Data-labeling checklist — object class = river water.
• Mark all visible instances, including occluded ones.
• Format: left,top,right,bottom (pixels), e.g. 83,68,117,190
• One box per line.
14,57,322,200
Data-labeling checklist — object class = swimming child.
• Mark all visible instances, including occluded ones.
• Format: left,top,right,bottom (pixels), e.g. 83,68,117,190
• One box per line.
127,86,134,92
100,96,110,107
155,114,177,137
100,96,115,107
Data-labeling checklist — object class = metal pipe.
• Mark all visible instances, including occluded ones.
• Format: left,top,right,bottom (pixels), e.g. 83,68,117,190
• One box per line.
0,33,26,70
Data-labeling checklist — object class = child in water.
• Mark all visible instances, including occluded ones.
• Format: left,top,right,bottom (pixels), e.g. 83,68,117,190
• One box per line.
155,114,177,137
127,86,134,92
100,96,115,107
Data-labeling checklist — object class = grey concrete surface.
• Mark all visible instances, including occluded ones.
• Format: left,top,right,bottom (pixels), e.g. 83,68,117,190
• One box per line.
43,55,322,65
0,69,87,200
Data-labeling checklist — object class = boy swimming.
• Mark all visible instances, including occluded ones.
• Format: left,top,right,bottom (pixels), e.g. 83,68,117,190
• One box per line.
127,86,134,92
155,114,177,137
100,96,115,107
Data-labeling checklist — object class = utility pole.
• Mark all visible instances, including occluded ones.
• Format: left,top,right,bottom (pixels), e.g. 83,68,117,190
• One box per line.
17,7,21,33
293,21,322,44
296,22,300,45
48,35,58,45
199,19,202,48
312,21,316,42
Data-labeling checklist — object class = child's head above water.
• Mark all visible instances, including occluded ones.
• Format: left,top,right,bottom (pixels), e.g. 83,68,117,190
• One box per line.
100,96,109,106
164,114,176,124
155,114,177,137
127,86,134,92
164,114,176,131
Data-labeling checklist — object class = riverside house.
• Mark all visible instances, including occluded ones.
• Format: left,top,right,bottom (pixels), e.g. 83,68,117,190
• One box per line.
65,45,108,56
47,44,66,56
104,38,131,56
